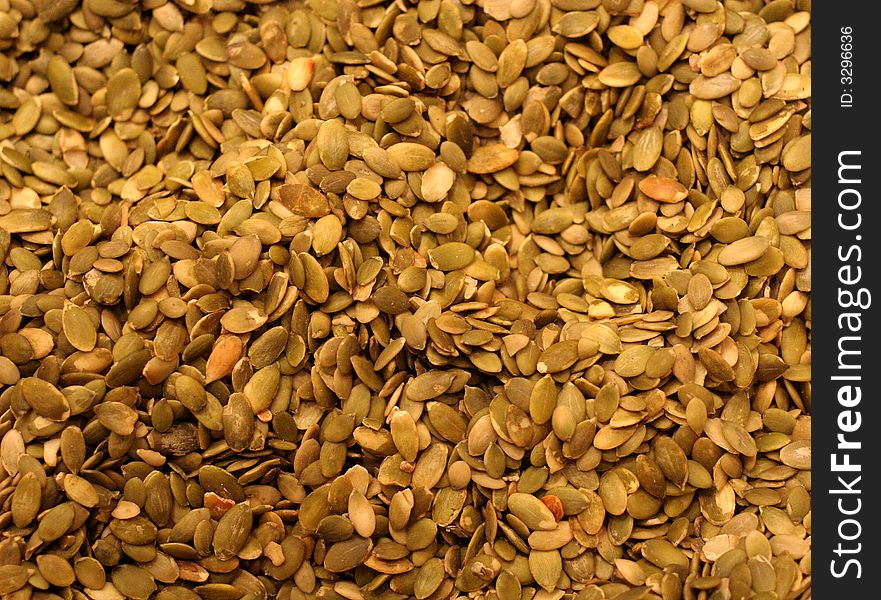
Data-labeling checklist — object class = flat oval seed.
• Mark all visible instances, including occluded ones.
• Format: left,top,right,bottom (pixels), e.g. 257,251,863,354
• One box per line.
718,237,770,266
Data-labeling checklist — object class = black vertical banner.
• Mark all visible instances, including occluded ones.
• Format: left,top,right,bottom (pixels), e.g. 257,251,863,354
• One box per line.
814,2,879,597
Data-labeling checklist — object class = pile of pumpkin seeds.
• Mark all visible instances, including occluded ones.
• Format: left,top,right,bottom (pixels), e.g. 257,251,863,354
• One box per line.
0,0,811,599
